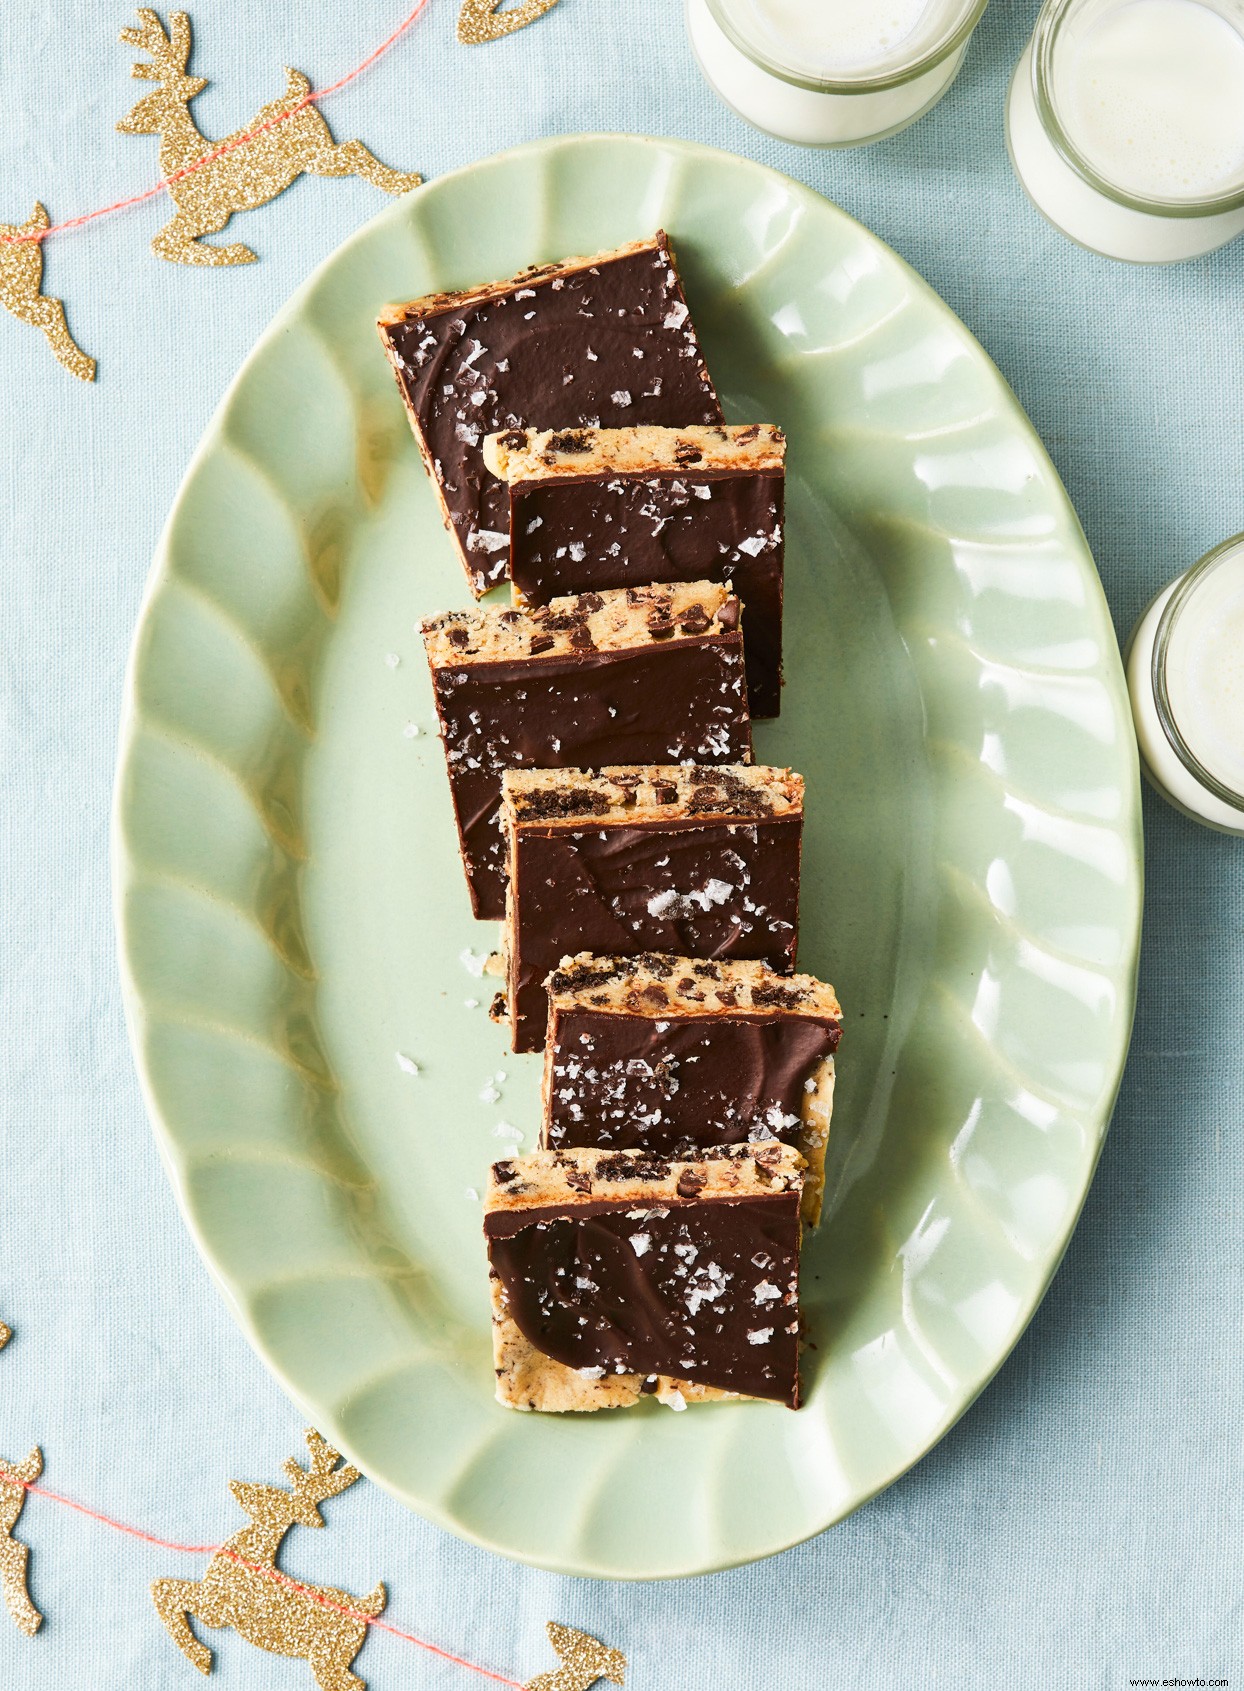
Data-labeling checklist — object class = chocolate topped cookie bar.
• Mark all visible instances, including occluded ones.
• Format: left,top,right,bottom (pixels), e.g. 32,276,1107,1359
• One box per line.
484,1144,804,1411
484,424,785,715
422,582,751,920
377,233,722,595
498,764,804,1051
542,953,840,1224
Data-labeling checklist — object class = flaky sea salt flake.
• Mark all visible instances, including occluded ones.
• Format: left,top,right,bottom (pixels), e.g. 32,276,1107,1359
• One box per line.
467,528,509,553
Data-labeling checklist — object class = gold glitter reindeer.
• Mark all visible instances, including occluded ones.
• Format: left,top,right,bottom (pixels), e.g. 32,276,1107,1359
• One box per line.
152,1429,385,1687
525,1622,627,1691
117,10,421,266
0,206,96,381
0,1445,43,1638
0,1319,42,1638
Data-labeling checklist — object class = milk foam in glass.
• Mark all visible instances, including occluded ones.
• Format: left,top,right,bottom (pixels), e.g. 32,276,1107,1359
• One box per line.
1126,535,1244,834
1008,0,1244,261
685,0,989,146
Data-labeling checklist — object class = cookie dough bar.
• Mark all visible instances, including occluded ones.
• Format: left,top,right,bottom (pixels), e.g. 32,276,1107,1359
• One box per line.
498,764,804,1050
541,952,840,1224
484,1144,804,1411
377,233,722,594
484,424,785,715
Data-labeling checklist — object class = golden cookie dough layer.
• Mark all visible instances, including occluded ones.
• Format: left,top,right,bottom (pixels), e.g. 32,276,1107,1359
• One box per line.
485,1142,804,1215
482,423,785,483
546,951,839,1019
500,763,804,827
422,580,733,668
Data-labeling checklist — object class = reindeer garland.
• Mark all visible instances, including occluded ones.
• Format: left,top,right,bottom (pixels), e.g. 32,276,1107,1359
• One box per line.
149,1430,625,1689
0,4,423,374
117,10,421,267
0,1378,626,1687
0,2,566,378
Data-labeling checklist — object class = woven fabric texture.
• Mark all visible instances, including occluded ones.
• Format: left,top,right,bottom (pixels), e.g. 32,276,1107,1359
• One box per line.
0,0,1241,1685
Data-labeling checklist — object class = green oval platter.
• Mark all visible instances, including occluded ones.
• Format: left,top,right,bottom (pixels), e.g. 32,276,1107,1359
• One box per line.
113,134,1143,1578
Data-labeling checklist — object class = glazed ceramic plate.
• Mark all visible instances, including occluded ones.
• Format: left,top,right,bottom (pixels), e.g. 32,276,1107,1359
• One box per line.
114,135,1142,1578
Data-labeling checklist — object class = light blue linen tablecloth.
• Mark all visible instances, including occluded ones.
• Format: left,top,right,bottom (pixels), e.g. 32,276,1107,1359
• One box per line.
1,0,1241,1685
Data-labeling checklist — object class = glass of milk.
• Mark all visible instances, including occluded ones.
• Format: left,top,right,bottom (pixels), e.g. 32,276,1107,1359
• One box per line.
1007,0,1244,262
685,0,990,146
1126,535,1244,834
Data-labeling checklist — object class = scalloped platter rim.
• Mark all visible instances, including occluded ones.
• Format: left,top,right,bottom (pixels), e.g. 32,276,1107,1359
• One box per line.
113,134,1142,1579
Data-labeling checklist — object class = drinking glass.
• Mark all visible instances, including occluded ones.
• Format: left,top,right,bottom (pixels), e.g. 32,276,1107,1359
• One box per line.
686,0,990,147
1007,0,1244,262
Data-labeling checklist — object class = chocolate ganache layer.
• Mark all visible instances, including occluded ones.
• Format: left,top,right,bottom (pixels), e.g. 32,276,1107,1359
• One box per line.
544,1009,839,1155
485,1190,802,1406
506,815,803,1052
376,235,722,594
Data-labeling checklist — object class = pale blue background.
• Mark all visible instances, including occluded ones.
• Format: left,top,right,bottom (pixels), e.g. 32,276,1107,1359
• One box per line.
1,0,1242,1686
